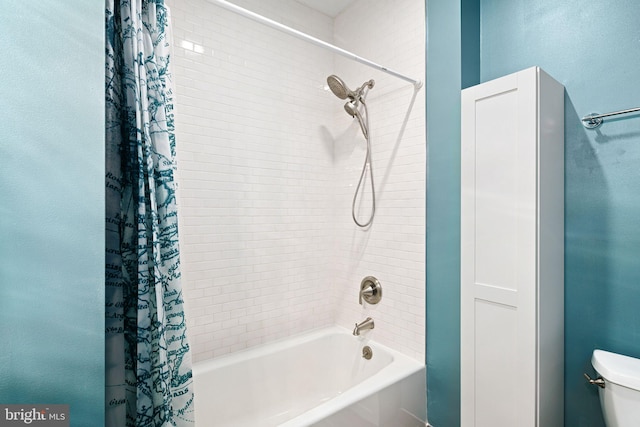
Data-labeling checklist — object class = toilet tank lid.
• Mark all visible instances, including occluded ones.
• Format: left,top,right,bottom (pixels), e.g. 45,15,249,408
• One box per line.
592,350,640,391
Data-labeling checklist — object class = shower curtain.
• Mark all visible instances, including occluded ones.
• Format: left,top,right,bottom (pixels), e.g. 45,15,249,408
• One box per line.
105,0,194,426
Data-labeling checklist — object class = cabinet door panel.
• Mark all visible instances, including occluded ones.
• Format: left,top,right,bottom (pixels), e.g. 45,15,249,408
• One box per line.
461,67,538,427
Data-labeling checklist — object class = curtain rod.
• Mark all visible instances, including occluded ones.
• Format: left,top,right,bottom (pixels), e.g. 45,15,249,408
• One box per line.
206,0,423,89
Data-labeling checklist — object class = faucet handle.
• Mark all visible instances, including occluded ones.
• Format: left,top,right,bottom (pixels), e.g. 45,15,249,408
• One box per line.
359,276,382,305
359,286,374,305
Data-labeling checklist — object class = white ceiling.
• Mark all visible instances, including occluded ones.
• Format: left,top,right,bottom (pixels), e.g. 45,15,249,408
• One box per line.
296,0,356,17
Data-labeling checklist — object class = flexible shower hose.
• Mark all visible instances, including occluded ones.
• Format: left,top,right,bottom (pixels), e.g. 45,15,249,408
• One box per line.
352,99,375,228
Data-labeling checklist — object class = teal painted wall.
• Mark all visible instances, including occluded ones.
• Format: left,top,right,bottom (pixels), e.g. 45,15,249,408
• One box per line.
481,1,640,425
427,0,640,425
425,0,479,425
0,1,105,425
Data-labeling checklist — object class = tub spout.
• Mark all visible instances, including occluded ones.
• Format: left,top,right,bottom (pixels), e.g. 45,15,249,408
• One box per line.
353,317,374,336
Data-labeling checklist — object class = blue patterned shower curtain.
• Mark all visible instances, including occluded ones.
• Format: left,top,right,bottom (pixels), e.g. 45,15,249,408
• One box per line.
105,0,195,426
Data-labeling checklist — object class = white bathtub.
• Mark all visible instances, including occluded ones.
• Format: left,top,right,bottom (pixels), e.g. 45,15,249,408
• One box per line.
192,326,427,426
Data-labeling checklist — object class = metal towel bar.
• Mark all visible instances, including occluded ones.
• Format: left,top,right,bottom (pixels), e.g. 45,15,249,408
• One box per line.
581,107,640,129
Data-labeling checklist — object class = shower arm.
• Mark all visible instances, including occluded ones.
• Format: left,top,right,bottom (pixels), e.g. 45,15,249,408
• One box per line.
346,82,373,120
207,0,423,89
353,80,375,101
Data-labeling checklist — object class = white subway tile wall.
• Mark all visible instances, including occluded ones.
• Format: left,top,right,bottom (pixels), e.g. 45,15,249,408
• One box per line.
330,0,426,361
167,0,426,362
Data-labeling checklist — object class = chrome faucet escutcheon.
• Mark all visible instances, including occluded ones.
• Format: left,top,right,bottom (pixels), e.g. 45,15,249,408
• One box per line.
353,317,375,336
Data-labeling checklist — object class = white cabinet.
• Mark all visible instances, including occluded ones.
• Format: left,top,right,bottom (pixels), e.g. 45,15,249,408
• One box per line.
460,67,564,427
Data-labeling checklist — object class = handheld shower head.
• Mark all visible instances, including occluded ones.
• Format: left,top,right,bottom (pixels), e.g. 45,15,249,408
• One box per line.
327,75,351,100
344,100,359,117
328,74,374,145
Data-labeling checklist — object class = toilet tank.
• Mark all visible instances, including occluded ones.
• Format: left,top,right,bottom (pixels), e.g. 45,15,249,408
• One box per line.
592,350,640,427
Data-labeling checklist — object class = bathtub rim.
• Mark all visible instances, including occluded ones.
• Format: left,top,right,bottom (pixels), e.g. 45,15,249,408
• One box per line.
192,325,426,426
